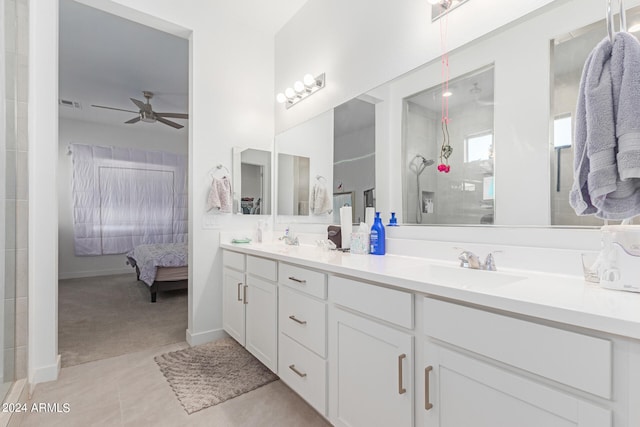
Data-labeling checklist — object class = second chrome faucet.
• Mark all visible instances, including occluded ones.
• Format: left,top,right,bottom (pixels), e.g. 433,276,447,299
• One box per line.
457,250,499,271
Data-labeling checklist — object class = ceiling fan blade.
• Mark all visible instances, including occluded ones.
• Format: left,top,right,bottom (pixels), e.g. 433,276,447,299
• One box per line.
156,117,184,129
155,112,189,119
91,105,139,114
130,98,147,110
125,116,141,124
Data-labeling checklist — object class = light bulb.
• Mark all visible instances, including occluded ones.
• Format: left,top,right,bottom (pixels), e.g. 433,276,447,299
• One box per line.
276,93,287,104
294,81,305,93
285,88,295,99
442,91,453,98
303,73,316,87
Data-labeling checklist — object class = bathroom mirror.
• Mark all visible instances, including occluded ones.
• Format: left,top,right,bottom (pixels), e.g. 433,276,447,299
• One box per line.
275,0,640,227
277,153,310,215
402,65,494,225
232,147,272,215
274,100,376,224
275,109,334,224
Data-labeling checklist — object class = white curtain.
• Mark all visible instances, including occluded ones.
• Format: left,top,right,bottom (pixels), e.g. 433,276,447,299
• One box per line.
71,144,187,255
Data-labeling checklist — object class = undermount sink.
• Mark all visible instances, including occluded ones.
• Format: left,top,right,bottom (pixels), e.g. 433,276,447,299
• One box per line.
423,264,527,289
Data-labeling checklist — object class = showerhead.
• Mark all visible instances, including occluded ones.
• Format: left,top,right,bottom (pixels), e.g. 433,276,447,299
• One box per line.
416,154,435,166
411,154,435,176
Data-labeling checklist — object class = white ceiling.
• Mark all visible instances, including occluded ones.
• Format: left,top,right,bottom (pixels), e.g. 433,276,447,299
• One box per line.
58,0,308,131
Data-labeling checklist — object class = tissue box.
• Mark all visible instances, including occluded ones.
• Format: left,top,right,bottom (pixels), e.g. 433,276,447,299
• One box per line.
350,232,369,254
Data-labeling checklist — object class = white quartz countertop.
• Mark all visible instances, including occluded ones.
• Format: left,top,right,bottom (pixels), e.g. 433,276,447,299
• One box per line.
220,242,640,340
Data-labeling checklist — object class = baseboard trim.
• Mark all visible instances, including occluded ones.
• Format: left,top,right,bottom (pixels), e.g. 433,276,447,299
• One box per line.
28,355,61,392
186,328,228,346
58,268,133,280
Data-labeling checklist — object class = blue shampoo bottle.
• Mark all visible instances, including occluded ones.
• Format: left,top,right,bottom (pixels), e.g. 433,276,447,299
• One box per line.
370,212,386,255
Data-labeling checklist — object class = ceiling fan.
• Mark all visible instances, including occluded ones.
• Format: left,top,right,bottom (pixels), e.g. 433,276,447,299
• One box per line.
91,91,188,129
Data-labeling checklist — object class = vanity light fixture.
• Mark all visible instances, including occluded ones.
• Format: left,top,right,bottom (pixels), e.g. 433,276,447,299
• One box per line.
276,73,326,109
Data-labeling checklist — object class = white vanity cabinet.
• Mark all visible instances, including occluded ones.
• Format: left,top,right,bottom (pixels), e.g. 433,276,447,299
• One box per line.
277,263,329,416
222,251,278,373
329,276,414,427
420,297,612,427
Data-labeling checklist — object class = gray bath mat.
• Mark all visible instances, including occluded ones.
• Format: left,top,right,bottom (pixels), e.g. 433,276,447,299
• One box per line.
155,337,278,414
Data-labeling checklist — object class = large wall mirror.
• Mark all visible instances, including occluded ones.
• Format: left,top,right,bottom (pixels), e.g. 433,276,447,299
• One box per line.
274,0,640,227
275,101,376,224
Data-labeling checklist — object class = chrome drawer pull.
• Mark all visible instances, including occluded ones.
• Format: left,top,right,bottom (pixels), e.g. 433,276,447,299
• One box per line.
288,276,307,284
398,354,407,395
425,365,433,410
288,315,307,325
289,364,307,378
237,282,243,302
243,285,248,304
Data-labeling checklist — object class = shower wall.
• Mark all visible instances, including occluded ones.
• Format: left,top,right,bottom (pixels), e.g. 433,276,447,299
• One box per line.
3,0,29,399
404,100,494,225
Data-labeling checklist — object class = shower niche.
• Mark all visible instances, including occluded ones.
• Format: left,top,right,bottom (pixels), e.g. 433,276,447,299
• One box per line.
402,65,495,225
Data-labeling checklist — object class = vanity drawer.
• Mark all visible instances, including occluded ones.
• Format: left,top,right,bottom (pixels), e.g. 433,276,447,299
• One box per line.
329,276,413,329
278,332,327,416
247,255,277,282
223,250,245,271
423,297,612,399
279,263,327,299
279,286,327,358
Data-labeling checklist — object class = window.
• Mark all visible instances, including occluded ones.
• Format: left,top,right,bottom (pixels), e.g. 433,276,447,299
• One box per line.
71,144,187,255
465,132,493,163
553,115,572,148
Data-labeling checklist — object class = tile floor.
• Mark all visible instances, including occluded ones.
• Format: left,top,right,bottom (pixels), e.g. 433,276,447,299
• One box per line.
17,342,331,427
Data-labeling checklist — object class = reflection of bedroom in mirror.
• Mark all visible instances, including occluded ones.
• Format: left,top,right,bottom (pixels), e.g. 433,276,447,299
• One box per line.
234,148,272,215
334,98,376,224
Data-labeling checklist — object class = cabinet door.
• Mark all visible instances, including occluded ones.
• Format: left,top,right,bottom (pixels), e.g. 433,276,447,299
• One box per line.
422,342,611,427
222,267,245,345
246,275,278,373
330,308,413,427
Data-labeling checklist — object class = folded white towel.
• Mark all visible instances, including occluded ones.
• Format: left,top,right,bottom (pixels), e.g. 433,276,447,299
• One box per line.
207,176,232,213
310,182,332,215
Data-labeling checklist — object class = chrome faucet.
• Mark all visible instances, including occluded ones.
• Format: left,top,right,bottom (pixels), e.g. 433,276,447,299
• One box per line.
280,235,299,246
279,226,299,246
457,249,500,271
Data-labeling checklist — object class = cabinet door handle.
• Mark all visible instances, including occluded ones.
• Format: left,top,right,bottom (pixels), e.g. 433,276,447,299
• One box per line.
398,354,407,395
288,315,307,325
237,282,243,302
425,365,433,411
289,364,307,378
288,276,307,284
243,285,248,304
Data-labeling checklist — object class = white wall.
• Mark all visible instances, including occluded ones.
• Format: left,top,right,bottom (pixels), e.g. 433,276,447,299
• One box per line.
30,0,280,385
57,117,187,279
275,0,556,134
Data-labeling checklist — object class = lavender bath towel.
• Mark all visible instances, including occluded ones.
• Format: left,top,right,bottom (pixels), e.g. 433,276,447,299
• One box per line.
571,33,640,220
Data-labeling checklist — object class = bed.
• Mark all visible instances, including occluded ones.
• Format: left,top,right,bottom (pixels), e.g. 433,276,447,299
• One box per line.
126,242,188,302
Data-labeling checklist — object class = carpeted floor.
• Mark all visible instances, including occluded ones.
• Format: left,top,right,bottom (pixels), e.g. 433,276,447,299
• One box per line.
59,273,187,367
155,338,279,414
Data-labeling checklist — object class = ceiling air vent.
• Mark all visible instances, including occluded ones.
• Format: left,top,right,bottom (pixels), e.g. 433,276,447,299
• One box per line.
59,99,82,109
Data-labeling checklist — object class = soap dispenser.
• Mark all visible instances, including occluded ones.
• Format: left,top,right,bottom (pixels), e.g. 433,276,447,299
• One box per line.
388,212,398,226
370,212,386,255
